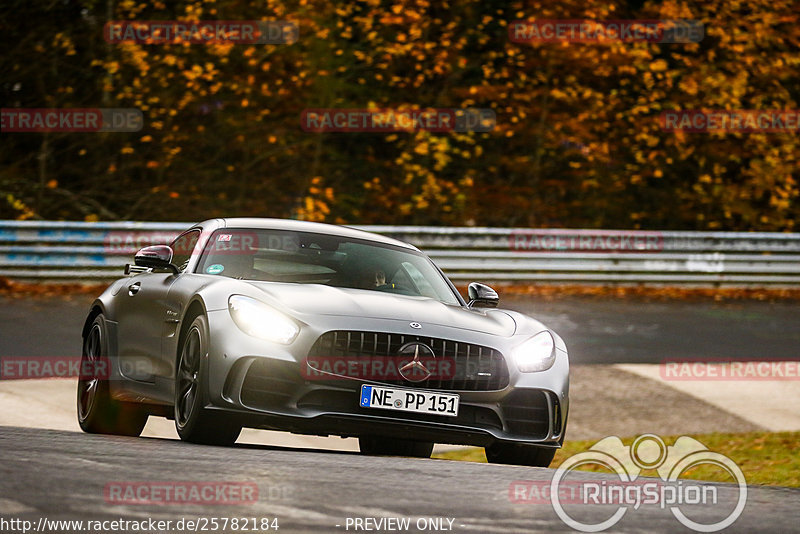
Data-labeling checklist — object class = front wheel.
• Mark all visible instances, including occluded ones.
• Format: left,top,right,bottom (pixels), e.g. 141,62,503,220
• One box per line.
485,442,556,467
358,436,433,458
174,314,241,446
77,314,148,436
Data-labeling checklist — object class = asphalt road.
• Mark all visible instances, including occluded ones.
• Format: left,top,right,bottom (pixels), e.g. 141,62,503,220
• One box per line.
1,293,798,363
1,426,798,533
1,293,798,533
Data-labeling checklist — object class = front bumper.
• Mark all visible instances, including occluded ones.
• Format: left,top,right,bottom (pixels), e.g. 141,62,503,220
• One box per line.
204,309,569,448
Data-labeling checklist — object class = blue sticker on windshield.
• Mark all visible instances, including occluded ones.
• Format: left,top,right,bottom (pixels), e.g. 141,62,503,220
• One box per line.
206,264,224,274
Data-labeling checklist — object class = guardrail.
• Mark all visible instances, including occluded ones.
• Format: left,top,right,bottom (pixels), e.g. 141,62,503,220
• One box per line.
1,220,799,286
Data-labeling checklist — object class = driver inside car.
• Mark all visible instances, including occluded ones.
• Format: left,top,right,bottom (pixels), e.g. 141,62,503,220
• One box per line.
357,266,393,290
374,269,394,289
373,269,398,291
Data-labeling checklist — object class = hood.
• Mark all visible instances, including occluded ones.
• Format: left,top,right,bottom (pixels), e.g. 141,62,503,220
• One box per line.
247,282,517,337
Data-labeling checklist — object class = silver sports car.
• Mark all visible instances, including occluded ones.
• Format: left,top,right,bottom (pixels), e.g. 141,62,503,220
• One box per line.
78,218,569,466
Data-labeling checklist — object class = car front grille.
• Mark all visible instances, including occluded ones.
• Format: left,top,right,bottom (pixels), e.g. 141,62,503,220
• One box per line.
307,330,509,391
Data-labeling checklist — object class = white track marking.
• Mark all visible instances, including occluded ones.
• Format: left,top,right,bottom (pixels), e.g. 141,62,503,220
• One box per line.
616,363,800,431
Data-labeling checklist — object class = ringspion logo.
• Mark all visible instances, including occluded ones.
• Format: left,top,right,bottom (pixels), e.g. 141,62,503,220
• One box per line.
542,434,747,532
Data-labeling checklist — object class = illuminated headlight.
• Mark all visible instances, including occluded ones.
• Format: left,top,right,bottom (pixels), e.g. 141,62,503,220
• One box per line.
512,331,556,372
228,295,299,344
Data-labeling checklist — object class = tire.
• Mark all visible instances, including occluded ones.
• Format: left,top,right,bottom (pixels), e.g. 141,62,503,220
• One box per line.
358,436,434,458
485,442,556,467
77,314,148,436
174,314,241,446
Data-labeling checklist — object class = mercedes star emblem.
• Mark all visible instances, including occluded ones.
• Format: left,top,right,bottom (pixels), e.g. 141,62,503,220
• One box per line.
397,342,436,382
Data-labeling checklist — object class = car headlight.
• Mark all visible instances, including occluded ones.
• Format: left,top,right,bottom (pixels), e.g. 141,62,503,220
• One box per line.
512,331,556,372
228,295,299,344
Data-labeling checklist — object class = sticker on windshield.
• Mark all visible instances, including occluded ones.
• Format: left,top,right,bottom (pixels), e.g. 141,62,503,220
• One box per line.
206,264,225,274
217,234,232,242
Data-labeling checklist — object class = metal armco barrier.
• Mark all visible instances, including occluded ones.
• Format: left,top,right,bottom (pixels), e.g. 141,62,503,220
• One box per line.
1,221,799,286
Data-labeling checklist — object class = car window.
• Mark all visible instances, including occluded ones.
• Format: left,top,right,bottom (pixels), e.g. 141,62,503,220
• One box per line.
170,229,200,272
399,261,440,300
195,228,460,305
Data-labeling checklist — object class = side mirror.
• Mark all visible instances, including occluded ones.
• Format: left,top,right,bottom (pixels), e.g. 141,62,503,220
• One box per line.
468,282,499,308
134,245,179,274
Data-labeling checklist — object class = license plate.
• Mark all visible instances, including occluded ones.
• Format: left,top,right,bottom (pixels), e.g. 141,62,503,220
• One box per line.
359,385,459,417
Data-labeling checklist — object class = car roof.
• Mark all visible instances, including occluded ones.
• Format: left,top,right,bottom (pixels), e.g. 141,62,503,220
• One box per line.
209,217,419,251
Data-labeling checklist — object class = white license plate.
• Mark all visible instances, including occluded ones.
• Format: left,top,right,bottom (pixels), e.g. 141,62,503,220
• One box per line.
359,384,459,417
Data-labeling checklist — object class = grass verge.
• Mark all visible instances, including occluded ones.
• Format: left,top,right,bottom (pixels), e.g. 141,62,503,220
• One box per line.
432,431,800,488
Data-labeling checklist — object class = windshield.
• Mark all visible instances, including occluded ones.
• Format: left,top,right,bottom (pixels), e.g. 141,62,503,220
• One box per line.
195,228,460,305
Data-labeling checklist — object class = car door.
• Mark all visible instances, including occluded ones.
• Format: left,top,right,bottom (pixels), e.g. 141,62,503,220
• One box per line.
159,229,207,389
115,229,200,383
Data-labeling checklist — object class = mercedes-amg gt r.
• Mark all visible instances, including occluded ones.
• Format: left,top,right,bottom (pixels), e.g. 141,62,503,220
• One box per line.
78,218,569,466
